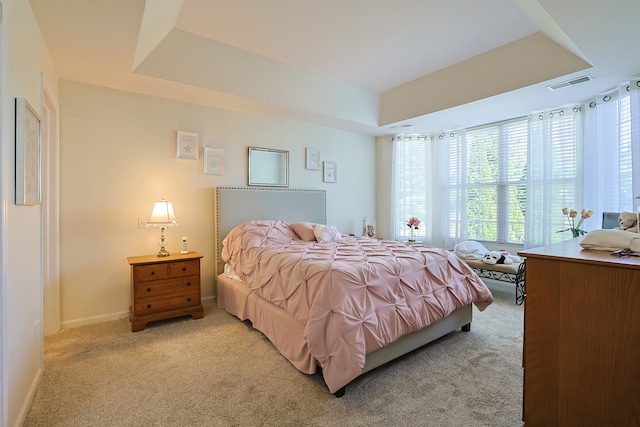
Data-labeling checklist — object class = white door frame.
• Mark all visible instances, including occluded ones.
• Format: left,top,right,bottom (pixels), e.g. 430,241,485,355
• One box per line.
0,3,7,425
42,86,60,335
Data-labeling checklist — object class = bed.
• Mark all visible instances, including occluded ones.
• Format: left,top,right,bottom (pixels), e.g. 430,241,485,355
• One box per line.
214,187,493,396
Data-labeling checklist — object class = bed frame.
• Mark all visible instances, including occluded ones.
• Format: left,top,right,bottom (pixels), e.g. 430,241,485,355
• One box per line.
213,186,472,396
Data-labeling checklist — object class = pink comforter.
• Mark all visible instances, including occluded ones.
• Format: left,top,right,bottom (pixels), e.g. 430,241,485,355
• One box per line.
221,220,493,393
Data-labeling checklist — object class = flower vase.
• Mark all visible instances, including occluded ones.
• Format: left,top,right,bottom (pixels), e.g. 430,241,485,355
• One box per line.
571,229,580,238
408,228,416,242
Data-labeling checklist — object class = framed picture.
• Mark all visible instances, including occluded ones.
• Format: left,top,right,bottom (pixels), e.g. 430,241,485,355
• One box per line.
204,147,224,175
305,147,319,170
323,161,337,183
15,98,41,205
176,130,199,160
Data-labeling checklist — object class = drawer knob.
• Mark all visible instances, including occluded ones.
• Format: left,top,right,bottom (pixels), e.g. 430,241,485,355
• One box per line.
186,282,191,286
147,304,151,309
150,271,155,276
187,297,191,302
182,267,187,271
147,288,151,292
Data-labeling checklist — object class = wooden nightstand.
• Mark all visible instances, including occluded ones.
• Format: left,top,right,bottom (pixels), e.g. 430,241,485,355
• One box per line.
127,252,204,332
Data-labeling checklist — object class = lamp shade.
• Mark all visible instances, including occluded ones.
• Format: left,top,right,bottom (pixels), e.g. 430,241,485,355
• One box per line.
147,199,178,227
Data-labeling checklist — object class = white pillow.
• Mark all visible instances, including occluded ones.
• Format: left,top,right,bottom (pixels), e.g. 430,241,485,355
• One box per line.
312,224,343,243
580,229,640,251
454,241,489,260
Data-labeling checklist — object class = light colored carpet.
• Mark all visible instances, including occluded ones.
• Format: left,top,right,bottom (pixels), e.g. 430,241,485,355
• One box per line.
24,282,524,427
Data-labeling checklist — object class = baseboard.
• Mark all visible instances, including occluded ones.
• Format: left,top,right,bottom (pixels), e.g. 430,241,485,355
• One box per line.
14,366,42,427
59,295,217,330
60,311,129,330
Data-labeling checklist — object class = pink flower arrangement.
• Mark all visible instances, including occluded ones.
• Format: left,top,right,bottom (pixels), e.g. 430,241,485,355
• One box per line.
407,217,421,230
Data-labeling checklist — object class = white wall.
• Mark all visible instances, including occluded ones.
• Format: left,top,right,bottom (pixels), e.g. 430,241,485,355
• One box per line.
0,1,59,426
59,81,376,327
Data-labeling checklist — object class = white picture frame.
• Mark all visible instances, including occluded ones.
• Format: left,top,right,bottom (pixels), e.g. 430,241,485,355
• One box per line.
204,147,224,175
15,98,41,205
305,147,319,170
176,130,199,160
323,161,337,183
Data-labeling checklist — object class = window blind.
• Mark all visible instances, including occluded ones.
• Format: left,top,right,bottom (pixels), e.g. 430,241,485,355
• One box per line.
394,135,430,240
392,81,637,248
528,108,581,246
446,119,528,244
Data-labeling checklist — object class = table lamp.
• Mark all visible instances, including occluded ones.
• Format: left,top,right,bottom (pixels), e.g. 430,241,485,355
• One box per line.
147,199,178,256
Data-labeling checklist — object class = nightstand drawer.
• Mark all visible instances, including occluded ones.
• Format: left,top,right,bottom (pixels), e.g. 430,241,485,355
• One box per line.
133,289,201,315
169,260,200,277
128,252,203,332
133,276,200,299
133,263,170,282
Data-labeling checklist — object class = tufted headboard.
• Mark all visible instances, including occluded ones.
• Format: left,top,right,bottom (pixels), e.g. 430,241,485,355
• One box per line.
213,187,327,275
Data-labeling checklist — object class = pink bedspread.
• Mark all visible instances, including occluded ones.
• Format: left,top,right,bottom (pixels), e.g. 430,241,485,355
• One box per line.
221,220,493,393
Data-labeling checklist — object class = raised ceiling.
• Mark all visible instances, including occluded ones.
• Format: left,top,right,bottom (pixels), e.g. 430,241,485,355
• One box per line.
30,0,640,136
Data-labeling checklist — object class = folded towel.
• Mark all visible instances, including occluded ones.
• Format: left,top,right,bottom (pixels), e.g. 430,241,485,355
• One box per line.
579,229,640,251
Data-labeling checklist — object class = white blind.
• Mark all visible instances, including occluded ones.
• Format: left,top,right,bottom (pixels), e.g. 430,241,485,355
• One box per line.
446,132,464,239
617,94,634,206
527,107,582,246
394,135,430,239
392,84,640,248
447,119,528,244
583,81,640,219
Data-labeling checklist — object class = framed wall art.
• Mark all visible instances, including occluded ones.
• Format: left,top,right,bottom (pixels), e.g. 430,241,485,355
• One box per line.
176,130,199,160
323,161,337,183
305,147,319,170
204,147,224,175
15,98,41,205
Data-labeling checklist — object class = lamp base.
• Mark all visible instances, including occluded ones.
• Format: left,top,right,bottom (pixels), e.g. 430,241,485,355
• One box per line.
156,226,170,257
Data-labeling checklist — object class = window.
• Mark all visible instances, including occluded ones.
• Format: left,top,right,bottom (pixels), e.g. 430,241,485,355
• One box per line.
393,80,639,249
393,108,582,248
618,95,635,204
583,80,640,230
393,135,430,240
527,108,582,247
448,119,528,244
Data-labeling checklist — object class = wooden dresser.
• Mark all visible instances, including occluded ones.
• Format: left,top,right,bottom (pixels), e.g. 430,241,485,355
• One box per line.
127,252,204,332
519,238,640,426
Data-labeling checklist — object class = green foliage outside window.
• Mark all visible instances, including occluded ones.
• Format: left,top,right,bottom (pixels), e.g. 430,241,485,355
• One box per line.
464,122,527,244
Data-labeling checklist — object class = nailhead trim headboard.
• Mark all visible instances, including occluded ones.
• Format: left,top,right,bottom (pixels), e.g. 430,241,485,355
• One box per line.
214,187,327,275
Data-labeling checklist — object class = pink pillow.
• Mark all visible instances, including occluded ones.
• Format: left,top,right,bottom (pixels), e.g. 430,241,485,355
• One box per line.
290,222,317,241
312,224,343,243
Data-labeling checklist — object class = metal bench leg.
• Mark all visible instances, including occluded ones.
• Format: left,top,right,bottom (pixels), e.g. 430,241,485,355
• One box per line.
515,261,526,305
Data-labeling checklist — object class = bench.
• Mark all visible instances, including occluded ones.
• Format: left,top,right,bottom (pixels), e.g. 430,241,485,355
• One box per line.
461,258,525,305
